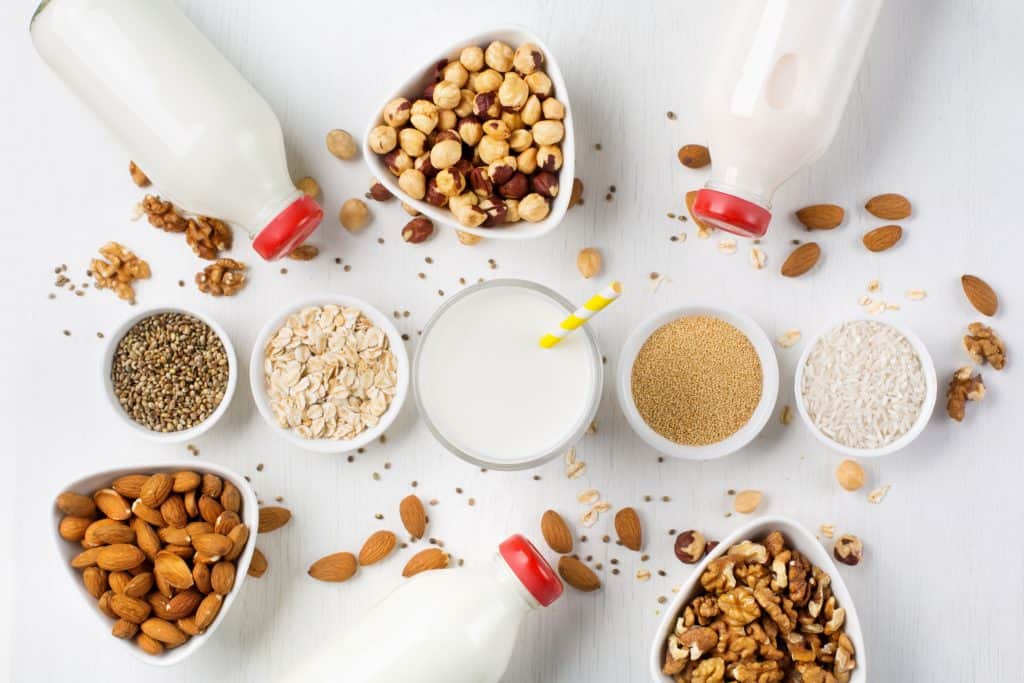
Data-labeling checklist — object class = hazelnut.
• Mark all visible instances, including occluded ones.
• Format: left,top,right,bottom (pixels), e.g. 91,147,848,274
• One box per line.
430,139,463,170
521,95,542,126
422,82,437,101
541,97,566,120
505,199,521,222
478,136,509,165
401,202,420,217
442,61,469,88
455,90,475,117
833,534,863,566
382,99,411,128
836,460,865,492
339,198,370,232
513,43,545,75
453,203,487,228
384,149,413,176
410,99,439,134
509,129,533,152
537,145,563,172
498,172,529,200
430,58,448,80
568,177,584,208
434,128,461,145
437,109,457,131
402,217,434,244
296,176,320,198
531,171,559,199
517,147,539,175
473,92,500,119
501,110,524,131
424,178,448,207
469,167,493,196
459,45,485,73
498,72,530,110
369,180,393,201
482,119,511,140
577,247,602,279
456,230,481,245
673,530,706,564
368,125,397,154
469,69,502,94
326,129,359,159
435,168,466,197
518,193,550,222
525,71,553,97
458,116,483,147
414,153,437,178
532,120,565,146
479,197,508,227
432,80,462,110
398,168,427,200
449,192,479,213
487,157,517,185
399,128,427,157
484,40,514,72
453,159,473,176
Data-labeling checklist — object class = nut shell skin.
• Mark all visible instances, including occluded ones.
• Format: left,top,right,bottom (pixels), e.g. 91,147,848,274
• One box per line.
674,530,707,564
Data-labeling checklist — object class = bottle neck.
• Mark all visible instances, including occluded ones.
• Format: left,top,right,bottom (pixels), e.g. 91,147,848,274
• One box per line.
491,554,541,612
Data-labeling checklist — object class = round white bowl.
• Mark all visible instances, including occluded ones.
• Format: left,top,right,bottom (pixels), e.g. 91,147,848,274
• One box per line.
648,515,867,682
52,461,259,667
794,317,937,458
249,294,410,454
617,304,779,460
102,307,238,444
363,25,575,241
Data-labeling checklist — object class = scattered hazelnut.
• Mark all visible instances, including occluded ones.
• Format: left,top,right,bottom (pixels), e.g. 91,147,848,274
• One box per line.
509,129,533,152
339,199,370,231
368,125,397,154
398,168,427,200
484,40,514,72
568,178,584,209
384,149,413,176
518,193,550,223
673,530,706,564
401,217,434,244
432,80,462,109
733,489,763,514
512,43,544,75
487,157,517,185
577,247,602,279
458,116,483,147
410,100,439,134
435,168,466,197
429,139,463,170
532,120,565,146
498,72,530,110
296,176,320,198
525,71,553,97
382,99,412,128
442,61,469,88
835,460,866,492
369,180,393,202
498,172,529,200
456,230,481,246
833,534,863,566
459,45,485,73
477,136,509,165
326,129,359,160
537,145,563,172
517,147,539,175
482,119,511,140
541,97,566,120
128,161,150,187
531,171,559,199
521,95,542,126
399,128,427,157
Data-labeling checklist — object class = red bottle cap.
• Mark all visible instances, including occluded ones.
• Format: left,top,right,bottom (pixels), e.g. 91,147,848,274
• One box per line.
498,534,563,607
693,188,772,238
252,195,323,261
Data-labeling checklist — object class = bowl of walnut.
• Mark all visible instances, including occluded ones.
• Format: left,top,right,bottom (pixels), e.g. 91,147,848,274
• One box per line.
363,26,574,240
649,516,866,683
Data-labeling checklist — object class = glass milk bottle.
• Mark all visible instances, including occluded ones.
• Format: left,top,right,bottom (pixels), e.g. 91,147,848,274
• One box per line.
692,0,884,237
288,535,563,683
30,0,322,260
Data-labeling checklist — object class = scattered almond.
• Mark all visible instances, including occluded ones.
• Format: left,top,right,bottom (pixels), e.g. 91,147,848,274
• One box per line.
128,161,150,187
862,224,902,252
576,247,602,279
733,490,763,514
402,548,449,578
795,204,844,230
257,506,292,533
961,275,998,316
399,494,427,540
247,548,268,578
558,556,601,592
359,530,397,566
614,507,642,551
865,193,912,220
309,552,358,582
541,510,574,554
677,144,711,169
780,242,821,277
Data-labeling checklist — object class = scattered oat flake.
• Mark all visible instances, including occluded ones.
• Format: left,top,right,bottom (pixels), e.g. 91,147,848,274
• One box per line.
858,295,873,306
867,280,881,293
820,523,835,539
868,484,891,504
566,461,587,480
906,289,927,301
749,247,767,270
780,405,793,426
650,274,672,292
577,488,600,505
636,568,651,581
865,299,885,315
565,447,577,465
717,238,737,255
697,225,712,240
777,329,802,348
581,508,599,527
591,500,612,513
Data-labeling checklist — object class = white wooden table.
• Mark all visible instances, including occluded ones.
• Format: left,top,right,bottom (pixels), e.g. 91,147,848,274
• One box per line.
5,1,1023,680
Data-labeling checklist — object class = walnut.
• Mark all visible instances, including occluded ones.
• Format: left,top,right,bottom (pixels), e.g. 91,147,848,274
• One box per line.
946,366,986,421
90,242,150,303
796,663,836,683
665,636,689,672
725,635,758,662
728,540,769,564
964,322,1005,370
788,551,812,606
692,595,720,625
186,215,233,260
287,244,320,261
196,258,246,296
784,632,817,663
729,660,784,683
807,566,832,619
677,626,718,660
142,195,187,233
690,657,725,683
770,550,790,591
763,530,785,558
718,587,761,626
823,597,846,635
736,561,770,589
754,585,795,635
700,557,737,594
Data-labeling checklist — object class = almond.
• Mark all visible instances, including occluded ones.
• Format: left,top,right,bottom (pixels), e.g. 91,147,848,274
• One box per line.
131,499,166,526
139,473,173,508
93,488,131,520
108,570,131,594
201,473,223,498
247,547,268,578
194,593,223,630
70,547,103,569
677,144,711,169
576,247,602,279
172,470,201,493
557,556,600,592
214,510,241,535
177,616,204,636
132,518,161,560
187,521,214,537
164,589,203,620
110,593,151,624
97,543,145,571
358,530,397,566
862,225,903,252
123,572,154,599
192,533,233,560
56,491,96,518
258,506,291,533
220,481,242,513
193,562,213,593
155,550,194,589
226,523,250,562
865,193,912,220
540,510,574,554
86,518,135,546
58,515,91,542
961,275,998,316
141,618,187,646
97,590,118,618
211,561,236,595
184,490,199,517
198,494,224,525
112,474,149,499
135,632,164,655
111,618,139,640
614,507,643,551
82,566,108,599
158,526,191,546
160,495,188,529
795,204,844,230
164,543,195,560
399,495,427,540
308,552,358,582
780,242,821,277
402,548,449,578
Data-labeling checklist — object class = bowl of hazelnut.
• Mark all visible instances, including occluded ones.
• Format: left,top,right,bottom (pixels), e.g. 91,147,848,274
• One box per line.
363,26,574,240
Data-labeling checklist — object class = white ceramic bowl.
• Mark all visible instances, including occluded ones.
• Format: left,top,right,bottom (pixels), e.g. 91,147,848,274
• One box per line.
363,25,575,240
649,516,867,683
794,317,937,458
249,294,410,453
102,307,238,444
617,304,779,460
52,461,259,666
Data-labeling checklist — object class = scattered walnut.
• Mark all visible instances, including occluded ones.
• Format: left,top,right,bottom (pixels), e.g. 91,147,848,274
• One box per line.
946,366,986,421
287,244,320,261
141,195,187,233
196,258,246,296
90,242,150,303
963,322,1006,370
186,215,233,260
128,161,150,187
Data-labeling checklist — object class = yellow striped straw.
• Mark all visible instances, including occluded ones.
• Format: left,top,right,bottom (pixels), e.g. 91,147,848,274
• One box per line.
540,281,623,348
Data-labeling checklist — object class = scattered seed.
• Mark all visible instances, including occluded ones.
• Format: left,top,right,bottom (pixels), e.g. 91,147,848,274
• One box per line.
533,474,541,481
374,513,383,520
780,405,794,426
256,463,264,472
657,596,667,604
594,143,602,151
636,568,651,581
666,111,677,120
372,472,381,481
429,499,438,506
657,569,666,577
906,288,927,301
425,257,433,264
343,265,351,272
280,268,288,274
612,568,620,575
468,498,475,506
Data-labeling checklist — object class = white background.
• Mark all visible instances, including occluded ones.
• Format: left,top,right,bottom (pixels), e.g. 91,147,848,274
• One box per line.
3,1,1023,681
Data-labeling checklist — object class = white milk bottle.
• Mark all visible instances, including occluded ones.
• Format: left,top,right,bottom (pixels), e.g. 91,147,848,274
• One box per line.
692,0,884,237
30,0,322,260
288,535,563,683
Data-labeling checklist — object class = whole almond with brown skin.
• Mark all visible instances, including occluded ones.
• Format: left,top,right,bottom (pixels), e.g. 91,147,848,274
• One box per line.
309,552,358,582
781,242,821,277
247,548,268,578
220,481,241,513
140,473,173,508
402,548,449,578
862,225,902,252
71,547,103,569
540,510,573,554
155,550,194,589
164,589,203,620
184,490,199,518
59,515,91,542
961,275,998,316
558,556,600,592
131,499,166,527
141,618,187,646
108,570,131,595
56,491,96,518
795,204,844,231
93,488,131,520
112,474,149,499
124,572,154,599
110,593,152,624
402,217,434,243
399,495,427,539
211,562,236,595
177,616,204,636
193,562,213,593
194,593,223,630
677,144,711,169
136,632,164,655
226,524,250,562
258,506,291,533
97,590,118,618
172,470,201,493
97,544,145,571
187,521,214,537
214,510,241,535
132,518,161,560
198,494,224,525
201,473,223,498
160,495,188,529
87,519,135,546
193,533,233,559
576,248,602,279
165,543,196,561
83,566,108,599
158,526,191,546
359,531,397,566
865,193,912,220
112,618,139,640
614,507,643,551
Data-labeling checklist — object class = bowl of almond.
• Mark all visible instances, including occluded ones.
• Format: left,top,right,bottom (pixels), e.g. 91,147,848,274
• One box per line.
52,461,258,665
363,26,574,240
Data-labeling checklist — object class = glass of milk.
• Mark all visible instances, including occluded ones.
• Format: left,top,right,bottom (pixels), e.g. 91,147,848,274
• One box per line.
415,280,603,470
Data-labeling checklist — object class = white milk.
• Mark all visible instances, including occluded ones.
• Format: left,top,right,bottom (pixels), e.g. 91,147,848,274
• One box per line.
693,0,884,237
30,0,322,260
416,282,599,467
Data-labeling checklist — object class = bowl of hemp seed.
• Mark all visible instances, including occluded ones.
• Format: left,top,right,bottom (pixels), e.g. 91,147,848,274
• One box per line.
102,308,237,442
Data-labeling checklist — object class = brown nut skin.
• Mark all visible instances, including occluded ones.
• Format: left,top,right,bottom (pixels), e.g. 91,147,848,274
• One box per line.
382,98,411,127
498,172,529,200
469,167,493,197
487,158,517,185
479,197,508,227
383,149,413,176
537,145,564,172
435,168,466,197
674,530,707,564
369,181,393,202
531,171,560,199
424,179,448,208
414,153,438,179
473,92,499,119
401,217,435,244
833,534,864,566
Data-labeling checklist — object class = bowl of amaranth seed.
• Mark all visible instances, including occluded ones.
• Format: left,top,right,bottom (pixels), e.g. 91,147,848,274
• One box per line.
102,307,237,442
617,304,778,460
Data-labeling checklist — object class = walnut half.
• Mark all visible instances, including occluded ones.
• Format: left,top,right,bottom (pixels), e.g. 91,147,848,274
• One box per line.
963,322,1006,370
196,259,246,297
946,366,985,421
90,242,150,303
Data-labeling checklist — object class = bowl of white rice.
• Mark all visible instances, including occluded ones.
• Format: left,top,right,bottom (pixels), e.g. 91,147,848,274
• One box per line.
794,318,937,457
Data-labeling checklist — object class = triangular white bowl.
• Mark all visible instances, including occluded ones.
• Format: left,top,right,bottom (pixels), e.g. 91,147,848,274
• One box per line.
648,516,867,682
363,25,575,240
51,461,259,666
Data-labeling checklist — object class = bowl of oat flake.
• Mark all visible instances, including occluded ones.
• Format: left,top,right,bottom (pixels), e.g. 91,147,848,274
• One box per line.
795,318,936,457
